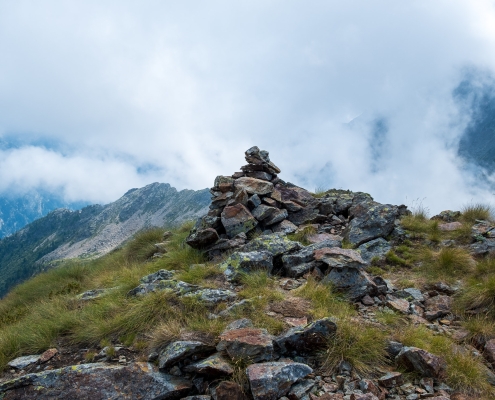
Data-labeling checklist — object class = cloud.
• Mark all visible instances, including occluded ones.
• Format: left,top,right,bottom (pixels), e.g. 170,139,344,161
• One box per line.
1,1,495,212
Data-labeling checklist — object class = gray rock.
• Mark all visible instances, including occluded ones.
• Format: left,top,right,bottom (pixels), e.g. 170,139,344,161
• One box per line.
140,269,175,284
265,209,289,226
470,238,495,256
386,341,404,357
287,379,315,400
225,318,254,330
397,346,447,378
159,341,215,370
241,233,302,256
287,207,320,226
186,228,220,249
395,288,425,302
275,317,337,354
252,205,278,221
314,247,367,270
248,194,262,208
221,204,258,238
246,361,313,400
357,238,391,263
234,177,274,196
216,328,275,362
184,288,237,305
217,300,255,317
322,267,377,300
219,251,273,281
0,362,193,399
7,354,41,369
344,201,399,247
272,220,298,234
183,353,234,376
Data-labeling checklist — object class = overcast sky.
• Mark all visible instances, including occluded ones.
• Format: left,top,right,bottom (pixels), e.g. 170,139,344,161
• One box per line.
1,1,495,214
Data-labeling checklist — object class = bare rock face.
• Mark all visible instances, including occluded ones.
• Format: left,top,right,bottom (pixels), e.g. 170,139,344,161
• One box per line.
216,328,275,362
0,362,193,400
397,346,447,378
246,361,313,400
221,204,258,238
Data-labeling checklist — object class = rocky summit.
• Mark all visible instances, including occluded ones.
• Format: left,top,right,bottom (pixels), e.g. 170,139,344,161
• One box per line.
1,147,495,399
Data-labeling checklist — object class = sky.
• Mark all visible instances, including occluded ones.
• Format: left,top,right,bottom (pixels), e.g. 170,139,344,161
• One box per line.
1,1,495,214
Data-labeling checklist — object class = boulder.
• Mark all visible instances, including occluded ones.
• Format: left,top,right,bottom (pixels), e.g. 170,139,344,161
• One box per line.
377,371,403,388
241,233,301,256
287,379,315,400
140,269,175,284
183,289,237,305
272,220,298,234
221,204,258,238
183,353,234,376
252,205,278,221
186,228,220,249
219,251,273,281
234,177,274,196
7,354,41,370
287,207,320,226
216,328,275,362
396,346,446,378
282,240,341,278
275,317,337,354
386,297,410,314
158,341,215,370
314,247,367,270
246,361,313,400
246,171,273,181
344,201,399,247
307,233,342,245
424,295,452,321
265,209,289,226
0,362,193,400
322,267,377,300
357,238,391,264
470,239,495,257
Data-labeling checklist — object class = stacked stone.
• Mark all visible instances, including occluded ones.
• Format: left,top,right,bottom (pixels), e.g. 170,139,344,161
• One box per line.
187,146,312,253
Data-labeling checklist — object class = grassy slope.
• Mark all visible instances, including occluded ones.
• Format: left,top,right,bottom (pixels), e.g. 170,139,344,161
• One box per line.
1,207,495,397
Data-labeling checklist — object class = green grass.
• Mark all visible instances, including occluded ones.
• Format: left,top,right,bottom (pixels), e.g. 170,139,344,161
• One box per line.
413,247,473,282
312,186,330,198
461,203,493,224
319,317,388,376
395,325,494,396
288,225,317,246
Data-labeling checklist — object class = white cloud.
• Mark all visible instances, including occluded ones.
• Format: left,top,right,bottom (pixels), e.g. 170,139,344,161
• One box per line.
0,1,495,212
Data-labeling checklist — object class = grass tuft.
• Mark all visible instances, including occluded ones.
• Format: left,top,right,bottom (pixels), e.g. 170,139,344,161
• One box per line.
461,203,493,224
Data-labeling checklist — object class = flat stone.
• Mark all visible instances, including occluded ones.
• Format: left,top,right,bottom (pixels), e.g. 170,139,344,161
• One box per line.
269,298,311,318
378,371,403,388
158,341,215,370
183,288,237,304
246,171,273,181
386,297,410,314
252,205,278,221
217,328,275,362
275,317,337,355
241,233,301,256
272,220,298,234
284,317,308,327
307,233,343,245
438,222,463,231
234,177,274,196
314,247,367,269
397,346,446,378
263,197,279,207
246,361,313,400
183,353,234,376
39,348,58,364
7,354,41,369
288,207,320,226
424,295,452,321
221,204,258,238
282,200,303,212
219,251,273,281
265,209,289,226
0,362,193,400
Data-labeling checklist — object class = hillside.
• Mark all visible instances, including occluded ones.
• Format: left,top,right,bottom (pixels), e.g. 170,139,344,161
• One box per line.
0,182,210,298
0,191,87,239
0,147,495,399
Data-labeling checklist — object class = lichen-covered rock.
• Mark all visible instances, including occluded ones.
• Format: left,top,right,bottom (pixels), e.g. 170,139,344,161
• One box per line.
397,346,447,378
159,341,215,370
183,288,237,305
219,251,273,281
183,353,234,376
216,328,275,362
314,247,367,270
275,317,337,354
221,203,258,238
344,201,399,247
246,361,313,400
234,177,274,196
140,269,175,284
127,279,199,297
357,238,391,263
322,267,377,300
470,238,495,257
0,362,193,400
241,233,301,256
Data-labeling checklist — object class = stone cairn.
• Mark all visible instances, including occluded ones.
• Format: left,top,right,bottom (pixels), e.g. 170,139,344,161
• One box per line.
186,146,327,256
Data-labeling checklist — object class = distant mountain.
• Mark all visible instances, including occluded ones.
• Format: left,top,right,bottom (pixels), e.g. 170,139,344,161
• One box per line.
0,191,87,238
0,182,210,297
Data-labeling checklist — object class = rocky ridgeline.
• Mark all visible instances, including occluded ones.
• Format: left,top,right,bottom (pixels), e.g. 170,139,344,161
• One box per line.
0,148,487,399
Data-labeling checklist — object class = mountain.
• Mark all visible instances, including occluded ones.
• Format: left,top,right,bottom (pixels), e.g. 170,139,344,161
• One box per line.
0,191,88,239
0,182,210,297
